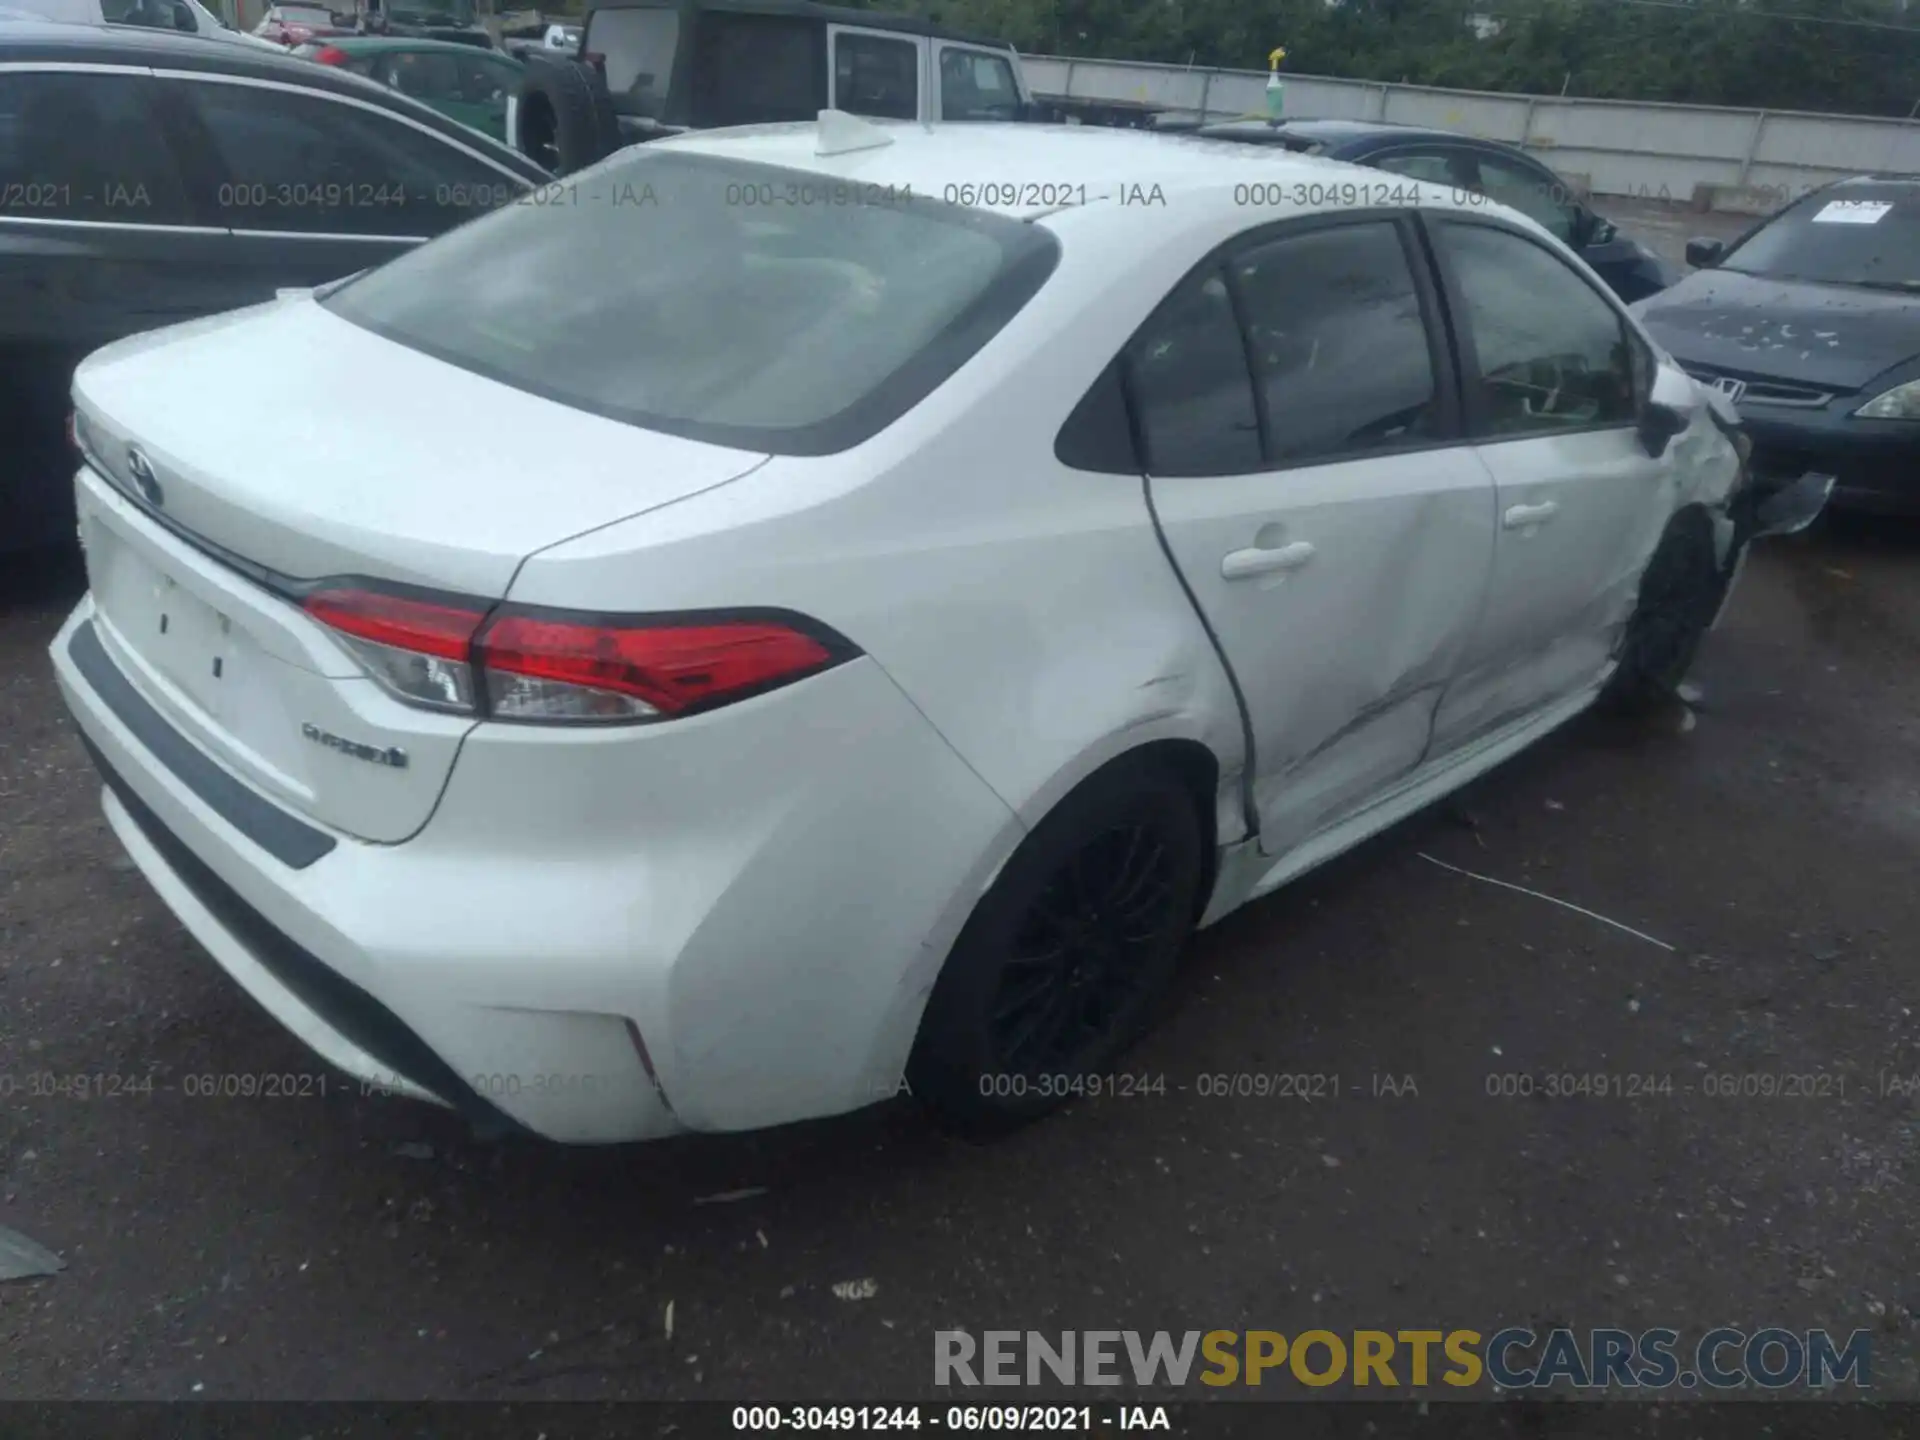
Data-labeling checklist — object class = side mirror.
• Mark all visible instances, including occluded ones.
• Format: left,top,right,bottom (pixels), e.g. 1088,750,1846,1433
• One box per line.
171,0,197,29
1586,215,1617,246
1685,237,1725,269
1638,401,1689,458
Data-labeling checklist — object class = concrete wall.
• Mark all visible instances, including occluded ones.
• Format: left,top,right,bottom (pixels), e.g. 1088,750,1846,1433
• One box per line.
1023,55,1920,210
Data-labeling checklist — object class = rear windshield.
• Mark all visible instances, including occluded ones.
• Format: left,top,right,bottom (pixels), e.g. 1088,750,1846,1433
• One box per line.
322,150,1060,454
1722,186,1920,291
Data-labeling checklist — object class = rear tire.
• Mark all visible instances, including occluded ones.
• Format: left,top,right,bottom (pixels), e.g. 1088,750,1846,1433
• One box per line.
908,762,1204,1138
1601,512,1725,715
516,57,618,174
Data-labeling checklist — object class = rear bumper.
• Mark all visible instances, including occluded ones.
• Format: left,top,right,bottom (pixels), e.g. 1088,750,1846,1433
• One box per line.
52,596,1020,1143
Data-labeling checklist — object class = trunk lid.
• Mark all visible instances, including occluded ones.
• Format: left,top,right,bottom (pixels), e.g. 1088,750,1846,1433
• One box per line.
71,295,769,845
72,293,770,597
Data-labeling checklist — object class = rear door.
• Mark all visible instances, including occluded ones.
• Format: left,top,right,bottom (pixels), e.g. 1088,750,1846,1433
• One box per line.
0,64,231,543
157,69,533,293
1425,215,1672,752
827,24,924,122
1133,213,1498,858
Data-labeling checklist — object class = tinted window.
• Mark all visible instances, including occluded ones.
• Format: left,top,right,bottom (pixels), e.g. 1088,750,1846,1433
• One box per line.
939,47,1019,121
0,71,192,225
104,0,197,30
372,49,464,102
1471,151,1579,244
1437,222,1635,436
1372,147,1475,190
589,5,679,117
456,53,520,104
323,151,1059,453
834,32,917,121
389,0,473,23
1721,186,1920,289
185,79,523,236
1125,267,1261,476
1232,222,1441,464
692,13,821,126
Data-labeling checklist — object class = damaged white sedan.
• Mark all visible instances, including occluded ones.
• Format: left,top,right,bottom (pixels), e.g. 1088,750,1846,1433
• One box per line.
51,117,1823,1144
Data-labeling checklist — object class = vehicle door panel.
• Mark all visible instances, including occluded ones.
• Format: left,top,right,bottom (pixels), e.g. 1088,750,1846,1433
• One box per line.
1132,216,1497,858
1425,217,1673,752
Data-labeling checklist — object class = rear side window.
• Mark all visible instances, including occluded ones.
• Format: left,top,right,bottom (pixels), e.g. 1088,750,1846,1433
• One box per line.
1231,221,1442,464
939,47,1020,121
1472,150,1579,245
1124,267,1262,477
183,79,522,236
833,31,918,120
588,4,679,117
372,50,464,103
692,12,822,126
456,53,521,103
323,151,1060,454
0,71,193,225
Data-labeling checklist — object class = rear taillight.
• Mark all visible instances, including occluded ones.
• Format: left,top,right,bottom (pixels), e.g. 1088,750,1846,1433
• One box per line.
582,49,605,72
303,587,485,713
301,585,853,725
312,44,348,63
479,614,836,722
65,411,77,449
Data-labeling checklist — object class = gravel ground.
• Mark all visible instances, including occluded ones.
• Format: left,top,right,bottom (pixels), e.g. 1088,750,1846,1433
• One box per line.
2,211,1916,1411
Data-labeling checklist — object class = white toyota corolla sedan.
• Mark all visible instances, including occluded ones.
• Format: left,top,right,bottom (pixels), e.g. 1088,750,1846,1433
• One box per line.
52,114,1813,1143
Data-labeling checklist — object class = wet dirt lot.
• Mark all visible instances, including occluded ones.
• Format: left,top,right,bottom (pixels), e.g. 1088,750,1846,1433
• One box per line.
2,206,1917,1409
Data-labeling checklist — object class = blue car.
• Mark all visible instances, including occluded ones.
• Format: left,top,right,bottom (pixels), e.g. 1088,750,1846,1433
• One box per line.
1195,118,1675,304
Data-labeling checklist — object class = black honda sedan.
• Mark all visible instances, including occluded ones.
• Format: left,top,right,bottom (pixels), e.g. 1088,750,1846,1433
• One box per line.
0,18,549,552
1195,118,1675,304
1633,176,1920,517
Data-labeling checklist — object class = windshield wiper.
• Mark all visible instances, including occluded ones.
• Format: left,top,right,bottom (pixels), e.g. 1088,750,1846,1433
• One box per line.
1842,278,1920,293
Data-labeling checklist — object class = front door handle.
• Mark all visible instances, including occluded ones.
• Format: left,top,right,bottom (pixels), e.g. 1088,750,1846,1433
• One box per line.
1503,501,1560,530
1222,540,1316,580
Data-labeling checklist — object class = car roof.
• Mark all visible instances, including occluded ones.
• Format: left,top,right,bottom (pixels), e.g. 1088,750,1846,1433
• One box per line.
1199,117,1445,147
593,0,1016,50
0,18,547,170
664,118,1480,218
0,13,311,60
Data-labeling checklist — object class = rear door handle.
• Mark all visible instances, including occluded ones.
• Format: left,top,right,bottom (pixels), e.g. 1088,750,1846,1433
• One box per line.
1222,540,1316,580
1503,501,1560,530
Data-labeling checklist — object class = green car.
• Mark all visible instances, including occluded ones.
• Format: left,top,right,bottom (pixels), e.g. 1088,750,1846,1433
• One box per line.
294,36,524,141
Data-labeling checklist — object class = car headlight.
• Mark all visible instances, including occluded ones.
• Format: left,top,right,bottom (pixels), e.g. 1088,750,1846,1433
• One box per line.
1856,379,1920,420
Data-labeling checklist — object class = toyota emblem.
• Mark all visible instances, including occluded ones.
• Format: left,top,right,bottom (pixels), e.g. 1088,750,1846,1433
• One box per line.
126,447,164,508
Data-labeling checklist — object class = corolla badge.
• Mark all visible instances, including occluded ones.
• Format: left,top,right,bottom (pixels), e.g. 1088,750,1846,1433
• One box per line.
125,447,164,508
301,723,409,769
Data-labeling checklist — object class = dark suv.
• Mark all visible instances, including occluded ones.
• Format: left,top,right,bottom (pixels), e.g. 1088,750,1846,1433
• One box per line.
510,0,1032,174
